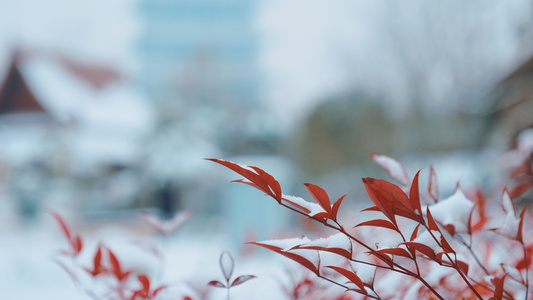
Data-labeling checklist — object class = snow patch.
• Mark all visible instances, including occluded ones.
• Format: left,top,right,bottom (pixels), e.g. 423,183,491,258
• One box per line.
429,189,474,233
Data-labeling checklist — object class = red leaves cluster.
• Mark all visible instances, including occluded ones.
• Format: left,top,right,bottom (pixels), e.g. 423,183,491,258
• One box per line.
206,158,282,203
211,153,532,300
50,211,83,256
51,211,170,300
131,274,166,300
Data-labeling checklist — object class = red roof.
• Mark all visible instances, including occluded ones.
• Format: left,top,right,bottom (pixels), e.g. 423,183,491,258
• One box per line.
0,53,47,114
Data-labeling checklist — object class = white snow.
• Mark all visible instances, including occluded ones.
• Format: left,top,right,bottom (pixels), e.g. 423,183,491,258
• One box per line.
350,261,376,286
371,153,410,186
256,236,310,251
301,233,352,254
517,129,533,155
282,194,325,216
429,189,474,233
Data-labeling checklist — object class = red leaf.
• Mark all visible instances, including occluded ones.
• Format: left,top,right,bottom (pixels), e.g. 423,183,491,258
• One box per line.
409,171,423,216
207,159,282,202
426,207,440,232
515,245,533,270
107,248,131,282
362,177,423,224
489,274,507,300
152,286,167,297
360,206,380,212
250,242,320,275
410,224,421,242
402,242,438,262
49,210,72,240
295,245,352,260
85,246,106,277
456,260,469,275
231,275,256,287
250,166,282,202
510,178,533,199
428,165,439,202
517,207,528,243
331,195,346,220
441,224,456,236
376,247,413,259
281,196,312,214
304,183,332,215
470,190,488,233
73,235,83,255
355,219,398,232
281,251,320,275
326,266,366,293
208,280,226,288
138,274,150,294
362,178,398,225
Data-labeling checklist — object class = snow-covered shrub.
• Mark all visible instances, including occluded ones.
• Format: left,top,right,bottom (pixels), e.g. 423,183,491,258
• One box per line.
209,150,533,299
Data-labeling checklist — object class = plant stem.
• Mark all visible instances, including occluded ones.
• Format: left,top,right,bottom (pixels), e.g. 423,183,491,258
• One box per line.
425,226,483,300
523,241,529,300
318,275,381,299
279,202,445,299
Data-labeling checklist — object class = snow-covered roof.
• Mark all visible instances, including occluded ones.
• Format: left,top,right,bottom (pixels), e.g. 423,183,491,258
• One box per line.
0,49,154,167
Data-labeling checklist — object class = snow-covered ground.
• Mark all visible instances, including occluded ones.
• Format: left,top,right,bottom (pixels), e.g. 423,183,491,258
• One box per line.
1,210,294,300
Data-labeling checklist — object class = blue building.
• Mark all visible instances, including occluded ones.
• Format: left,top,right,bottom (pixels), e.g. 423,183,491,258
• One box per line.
138,0,259,103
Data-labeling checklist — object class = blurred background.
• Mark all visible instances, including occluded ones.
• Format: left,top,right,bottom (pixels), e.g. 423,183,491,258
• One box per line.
1,0,533,298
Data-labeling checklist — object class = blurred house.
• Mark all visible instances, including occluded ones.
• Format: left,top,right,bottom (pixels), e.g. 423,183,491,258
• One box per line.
0,48,152,170
0,48,153,218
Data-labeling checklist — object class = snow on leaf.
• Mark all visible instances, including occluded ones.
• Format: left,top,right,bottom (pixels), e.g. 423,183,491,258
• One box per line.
491,189,521,240
207,159,282,202
501,189,515,216
252,238,320,274
326,266,366,292
282,194,324,216
280,249,321,275
402,242,439,262
304,183,332,216
297,233,352,259
252,236,311,251
350,261,376,288
371,153,410,187
429,188,474,234
376,247,413,259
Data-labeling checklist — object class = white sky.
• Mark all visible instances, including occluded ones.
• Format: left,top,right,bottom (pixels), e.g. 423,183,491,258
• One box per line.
0,0,139,72
0,0,532,131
